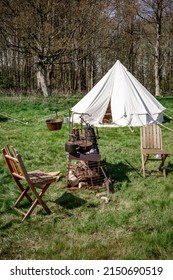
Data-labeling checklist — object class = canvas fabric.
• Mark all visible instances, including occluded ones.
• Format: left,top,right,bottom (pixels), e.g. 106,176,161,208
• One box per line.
71,60,165,127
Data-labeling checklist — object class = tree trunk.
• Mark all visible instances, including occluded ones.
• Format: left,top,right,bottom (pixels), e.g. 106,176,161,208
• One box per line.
155,22,161,96
36,63,50,97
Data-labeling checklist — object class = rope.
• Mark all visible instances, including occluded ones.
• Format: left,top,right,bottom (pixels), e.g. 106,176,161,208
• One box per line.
163,112,173,120
128,126,134,133
165,108,173,113
144,111,173,133
0,112,28,125
159,122,173,132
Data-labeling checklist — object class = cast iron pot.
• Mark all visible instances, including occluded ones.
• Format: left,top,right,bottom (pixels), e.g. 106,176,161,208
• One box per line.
65,141,79,153
65,140,93,153
76,140,93,152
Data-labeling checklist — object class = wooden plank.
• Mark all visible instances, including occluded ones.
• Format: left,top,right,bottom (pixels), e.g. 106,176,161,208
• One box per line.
141,124,163,149
153,124,157,148
142,149,170,155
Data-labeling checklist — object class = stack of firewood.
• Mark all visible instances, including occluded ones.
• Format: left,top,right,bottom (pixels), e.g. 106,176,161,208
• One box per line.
68,160,100,188
67,159,114,190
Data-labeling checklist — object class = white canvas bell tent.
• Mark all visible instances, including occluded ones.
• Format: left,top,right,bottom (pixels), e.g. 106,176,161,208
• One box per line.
71,60,165,127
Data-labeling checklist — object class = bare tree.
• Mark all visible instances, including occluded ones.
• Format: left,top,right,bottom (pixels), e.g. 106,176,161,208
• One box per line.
1,0,173,96
0,0,112,96
138,0,173,96
0,0,78,96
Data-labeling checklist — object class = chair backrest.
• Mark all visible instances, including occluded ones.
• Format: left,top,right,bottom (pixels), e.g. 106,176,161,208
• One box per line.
2,145,57,188
140,124,163,150
2,145,29,182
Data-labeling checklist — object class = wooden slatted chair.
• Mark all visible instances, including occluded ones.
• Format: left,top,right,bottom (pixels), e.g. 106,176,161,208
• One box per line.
2,145,60,221
140,124,170,177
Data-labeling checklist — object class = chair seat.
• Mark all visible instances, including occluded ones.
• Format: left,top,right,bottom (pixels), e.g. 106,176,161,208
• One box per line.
141,149,170,155
28,170,60,186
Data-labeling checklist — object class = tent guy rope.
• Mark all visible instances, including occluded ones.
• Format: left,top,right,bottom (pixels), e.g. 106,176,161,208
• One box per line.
163,112,173,120
0,112,28,125
159,122,173,133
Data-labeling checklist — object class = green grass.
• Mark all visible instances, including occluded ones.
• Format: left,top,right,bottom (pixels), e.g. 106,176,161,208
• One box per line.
1,95,173,259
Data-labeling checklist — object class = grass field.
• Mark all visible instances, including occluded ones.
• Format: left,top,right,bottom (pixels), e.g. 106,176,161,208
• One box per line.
1,95,173,260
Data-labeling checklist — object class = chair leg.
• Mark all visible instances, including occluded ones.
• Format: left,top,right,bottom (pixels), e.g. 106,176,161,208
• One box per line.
22,183,51,221
13,179,33,205
22,198,51,221
22,200,38,221
141,154,168,178
159,155,168,178
34,183,52,213
14,186,32,208
141,154,146,177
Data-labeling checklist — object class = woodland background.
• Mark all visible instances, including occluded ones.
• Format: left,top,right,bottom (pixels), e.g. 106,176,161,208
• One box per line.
0,0,173,97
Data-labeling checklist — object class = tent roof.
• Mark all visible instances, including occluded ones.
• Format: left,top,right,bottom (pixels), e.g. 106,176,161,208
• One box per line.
71,60,165,127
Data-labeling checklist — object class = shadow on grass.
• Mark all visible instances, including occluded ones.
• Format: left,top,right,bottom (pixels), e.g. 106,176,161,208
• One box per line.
55,191,87,209
106,160,142,191
166,162,173,174
106,161,132,182
0,221,14,230
0,116,8,122
163,115,172,124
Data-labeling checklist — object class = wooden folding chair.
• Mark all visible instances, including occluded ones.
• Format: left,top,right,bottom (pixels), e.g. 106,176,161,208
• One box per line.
2,145,60,221
140,124,170,177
